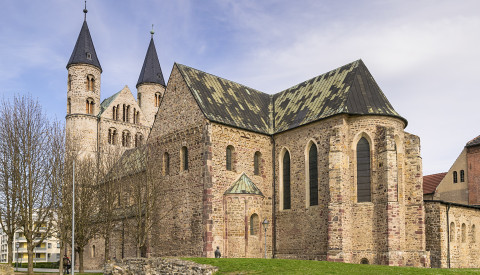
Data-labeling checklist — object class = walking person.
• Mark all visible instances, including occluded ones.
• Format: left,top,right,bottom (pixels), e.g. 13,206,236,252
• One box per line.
63,255,71,274
214,246,221,258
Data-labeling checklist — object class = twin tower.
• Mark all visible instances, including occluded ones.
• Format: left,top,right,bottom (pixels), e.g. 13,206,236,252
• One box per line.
65,15,165,159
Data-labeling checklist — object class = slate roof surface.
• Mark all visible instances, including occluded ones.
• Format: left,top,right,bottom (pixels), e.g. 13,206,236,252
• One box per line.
176,60,406,135
423,172,447,195
177,64,272,134
67,21,102,71
466,135,480,147
224,173,264,196
106,146,147,181
98,90,121,117
273,60,406,132
137,38,166,87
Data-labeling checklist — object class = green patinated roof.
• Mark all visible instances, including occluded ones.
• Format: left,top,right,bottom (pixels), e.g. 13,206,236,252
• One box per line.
98,90,122,117
224,173,263,196
106,146,146,181
176,60,406,135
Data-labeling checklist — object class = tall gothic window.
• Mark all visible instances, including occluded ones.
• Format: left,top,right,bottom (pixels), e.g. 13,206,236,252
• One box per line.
282,150,291,210
226,145,234,171
357,137,371,202
308,143,318,206
254,151,261,175
181,146,188,171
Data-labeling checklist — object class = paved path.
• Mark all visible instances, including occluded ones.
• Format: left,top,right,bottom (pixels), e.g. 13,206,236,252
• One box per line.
15,267,102,273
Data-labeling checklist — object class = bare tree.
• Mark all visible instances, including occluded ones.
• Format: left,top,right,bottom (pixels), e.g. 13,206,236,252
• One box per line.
0,95,62,275
0,97,20,265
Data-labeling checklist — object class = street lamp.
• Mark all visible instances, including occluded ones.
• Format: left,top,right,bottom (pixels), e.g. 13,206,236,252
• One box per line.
262,218,269,259
15,242,19,271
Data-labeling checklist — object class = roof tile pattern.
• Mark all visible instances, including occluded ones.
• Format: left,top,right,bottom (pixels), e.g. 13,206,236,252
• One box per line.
67,21,102,71
224,173,264,196
467,135,480,147
177,64,272,134
274,60,405,132
137,38,166,87
98,90,121,117
423,172,447,195
175,60,406,135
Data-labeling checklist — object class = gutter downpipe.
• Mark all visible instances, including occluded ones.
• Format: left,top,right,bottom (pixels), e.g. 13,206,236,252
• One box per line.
271,96,276,258
446,203,451,269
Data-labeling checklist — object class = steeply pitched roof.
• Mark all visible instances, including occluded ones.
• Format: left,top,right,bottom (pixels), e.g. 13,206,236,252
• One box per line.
273,60,406,133
224,173,263,196
137,38,165,88
423,172,447,195
67,21,102,71
98,90,121,117
466,135,480,147
177,64,272,134
175,60,406,135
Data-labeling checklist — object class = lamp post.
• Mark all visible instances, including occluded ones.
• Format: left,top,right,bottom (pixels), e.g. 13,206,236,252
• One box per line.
15,242,19,271
262,218,269,259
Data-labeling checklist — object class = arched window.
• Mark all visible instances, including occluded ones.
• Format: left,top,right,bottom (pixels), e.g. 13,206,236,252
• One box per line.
226,145,234,171
254,151,261,175
108,128,117,145
472,225,476,243
453,171,458,183
308,143,318,206
112,106,117,120
138,93,142,108
91,245,96,257
462,223,467,243
136,133,143,147
116,105,119,120
250,214,259,235
86,74,95,92
126,105,130,123
460,170,465,182
155,92,162,107
136,111,140,124
122,131,131,147
282,150,291,210
133,108,137,124
357,137,371,202
450,222,455,242
163,152,170,176
181,146,188,171
122,104,126,122
86,98,94,114
67,98,71,114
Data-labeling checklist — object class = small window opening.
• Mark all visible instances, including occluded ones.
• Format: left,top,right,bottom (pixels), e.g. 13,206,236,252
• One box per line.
360,258,369,264
226,145,234,171
181,146,188,171
250,214,259,235
67,98,71,114
155,92,162,107
460,170,465,182
86,52,92,60
453,171,458,183
462,223,467,243
163,152,170,176
450,222,455,242
254,151,261,175
122,131,131,147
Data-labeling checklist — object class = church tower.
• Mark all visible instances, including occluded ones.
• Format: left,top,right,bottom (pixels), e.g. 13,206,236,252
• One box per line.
65,6,101,158
136,28,166,127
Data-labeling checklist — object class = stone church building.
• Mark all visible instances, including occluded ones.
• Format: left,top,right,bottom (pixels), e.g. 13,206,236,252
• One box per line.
65,13,479,269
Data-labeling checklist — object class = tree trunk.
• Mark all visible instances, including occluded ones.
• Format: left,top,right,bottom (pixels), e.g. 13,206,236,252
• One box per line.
7,239,13,265
78,247,85,273
27,243,34,275
104,232,110,262
59,243,64,275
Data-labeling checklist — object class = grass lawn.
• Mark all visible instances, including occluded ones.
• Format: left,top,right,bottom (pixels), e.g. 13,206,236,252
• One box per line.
186,258,480,274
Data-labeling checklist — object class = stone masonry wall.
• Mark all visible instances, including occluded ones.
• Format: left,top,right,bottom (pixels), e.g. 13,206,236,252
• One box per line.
137,83,165,126
104,258,218,275
210,123,273,258
425,201,480,268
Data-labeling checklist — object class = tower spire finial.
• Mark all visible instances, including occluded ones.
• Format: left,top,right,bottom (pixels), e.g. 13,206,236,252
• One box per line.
83,1,88,21
150,24,155,38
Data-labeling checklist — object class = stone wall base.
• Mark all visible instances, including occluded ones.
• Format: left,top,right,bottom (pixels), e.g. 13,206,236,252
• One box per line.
103,258,218,275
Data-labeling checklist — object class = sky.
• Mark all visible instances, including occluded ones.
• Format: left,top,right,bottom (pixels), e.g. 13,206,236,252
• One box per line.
1,0,479,175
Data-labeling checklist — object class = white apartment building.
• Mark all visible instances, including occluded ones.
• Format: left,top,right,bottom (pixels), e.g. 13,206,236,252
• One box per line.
0,226,61,264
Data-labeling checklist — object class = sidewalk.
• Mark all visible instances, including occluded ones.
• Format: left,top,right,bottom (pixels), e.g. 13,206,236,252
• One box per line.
15,267,102,273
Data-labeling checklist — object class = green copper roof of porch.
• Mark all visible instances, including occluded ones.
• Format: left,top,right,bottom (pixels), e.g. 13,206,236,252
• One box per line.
176,59,406,135
224,173,263,196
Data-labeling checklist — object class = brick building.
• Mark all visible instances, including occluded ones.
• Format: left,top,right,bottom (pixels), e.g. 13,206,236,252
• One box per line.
66,11,479,270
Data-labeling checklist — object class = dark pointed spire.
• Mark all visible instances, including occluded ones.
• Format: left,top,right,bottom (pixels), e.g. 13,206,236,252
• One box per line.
136,31,165,88
66,5,102,72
